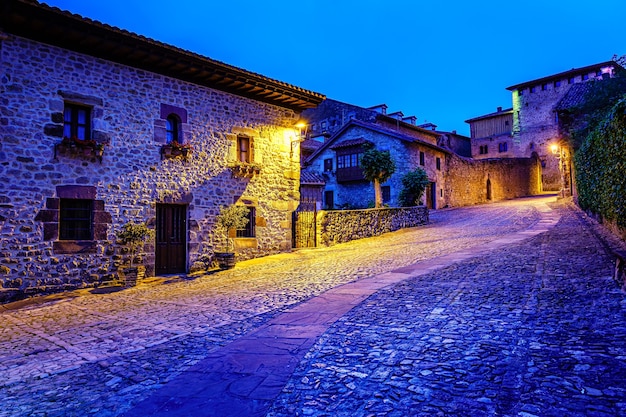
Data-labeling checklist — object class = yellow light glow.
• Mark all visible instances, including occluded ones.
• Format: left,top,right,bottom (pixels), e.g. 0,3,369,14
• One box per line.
550,144,559,154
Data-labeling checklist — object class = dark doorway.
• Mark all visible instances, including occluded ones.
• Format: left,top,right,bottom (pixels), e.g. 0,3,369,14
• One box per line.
155,204,187,275
486,178,492,201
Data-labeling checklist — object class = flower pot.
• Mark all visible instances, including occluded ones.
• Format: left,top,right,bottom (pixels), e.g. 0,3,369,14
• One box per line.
214,252,236,270
118,265,146,287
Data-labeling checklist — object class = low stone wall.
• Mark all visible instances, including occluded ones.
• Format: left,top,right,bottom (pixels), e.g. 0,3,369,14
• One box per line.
317,206,428,247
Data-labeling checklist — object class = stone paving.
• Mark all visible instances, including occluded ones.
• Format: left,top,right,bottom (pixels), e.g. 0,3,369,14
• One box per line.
0,195,624,416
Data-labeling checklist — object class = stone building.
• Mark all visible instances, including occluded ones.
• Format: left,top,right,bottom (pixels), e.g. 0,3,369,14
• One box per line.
505,60,623,190
465,107,514,159
0,1,324,302
304,118,451,210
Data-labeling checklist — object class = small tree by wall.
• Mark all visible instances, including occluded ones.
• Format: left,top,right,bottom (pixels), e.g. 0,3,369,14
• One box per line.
398,167,430,206
360,143,396,208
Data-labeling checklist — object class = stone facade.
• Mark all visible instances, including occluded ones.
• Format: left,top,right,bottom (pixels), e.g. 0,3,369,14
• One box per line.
465,107,514,159
506,61,621,190
0,26,322,302
316,206,429,247
444,154,542,207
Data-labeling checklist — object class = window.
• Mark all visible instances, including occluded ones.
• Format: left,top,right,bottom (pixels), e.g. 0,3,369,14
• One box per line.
554,80,562,88
568,77,576,84
530,86,537,93
498,142,508,152
238,136,251,163
436,157,441,170
59,199,93,240
324,158,333,172
166,114,180,144
324,190,334,209
518,89,524,96
479,145,489,155
335,147,365,182
236,206,255,238
63,103,91,140
542,83,548,91
582,74,589,81
382,186,391,204
419,151,425,166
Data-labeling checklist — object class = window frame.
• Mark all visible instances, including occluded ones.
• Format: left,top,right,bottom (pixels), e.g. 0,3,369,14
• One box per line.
236,206,256,238
323,158,333,172
59,198,94,241
237,135,252,163
63,103,91,140
166,114,181,144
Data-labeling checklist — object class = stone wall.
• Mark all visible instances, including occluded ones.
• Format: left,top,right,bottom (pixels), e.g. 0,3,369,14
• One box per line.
445,154,542,207
316,206,428,247
0,34,302,302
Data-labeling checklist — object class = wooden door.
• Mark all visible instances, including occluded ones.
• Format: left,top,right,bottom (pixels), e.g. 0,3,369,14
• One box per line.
155,204,187,275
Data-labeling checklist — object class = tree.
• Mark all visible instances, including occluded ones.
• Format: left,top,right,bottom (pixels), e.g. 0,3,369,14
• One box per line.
360,143,396,208
398,168,430,207
215,205,249,252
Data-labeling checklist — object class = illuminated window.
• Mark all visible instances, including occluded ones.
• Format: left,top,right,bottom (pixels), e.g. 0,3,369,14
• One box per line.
63,103,91,140
238,136,252,163
59,199,93,240
236,207,255,238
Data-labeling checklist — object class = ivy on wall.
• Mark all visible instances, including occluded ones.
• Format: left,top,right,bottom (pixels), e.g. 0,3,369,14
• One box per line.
574,97,626,229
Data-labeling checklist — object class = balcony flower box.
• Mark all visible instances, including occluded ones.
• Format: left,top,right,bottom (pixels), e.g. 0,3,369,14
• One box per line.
229,161,261,178
161,141,193,160
55,137,105,163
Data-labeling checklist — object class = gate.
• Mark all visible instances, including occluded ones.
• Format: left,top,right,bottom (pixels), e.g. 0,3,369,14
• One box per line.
292,198,317,248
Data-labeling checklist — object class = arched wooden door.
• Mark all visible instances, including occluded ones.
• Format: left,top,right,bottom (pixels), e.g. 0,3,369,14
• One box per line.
155,204,187,275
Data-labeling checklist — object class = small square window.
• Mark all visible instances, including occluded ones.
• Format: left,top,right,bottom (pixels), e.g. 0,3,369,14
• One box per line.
59,199,93,240
236,206,255,238
530,86,537,93
541,83,548,91
554,80,562,88
568,77,576,84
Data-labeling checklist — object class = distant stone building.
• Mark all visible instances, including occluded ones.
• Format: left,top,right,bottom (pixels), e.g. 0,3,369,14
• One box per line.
0,1,324,302
465,107,514,159
506,61,623,190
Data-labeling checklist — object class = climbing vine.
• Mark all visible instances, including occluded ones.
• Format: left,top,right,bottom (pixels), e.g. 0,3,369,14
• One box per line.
574,97,626,229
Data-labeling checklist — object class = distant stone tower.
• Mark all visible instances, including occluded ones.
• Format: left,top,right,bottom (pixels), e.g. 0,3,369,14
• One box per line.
506,61,622,191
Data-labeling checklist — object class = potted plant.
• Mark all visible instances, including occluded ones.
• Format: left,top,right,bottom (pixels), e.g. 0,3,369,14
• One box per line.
214,204,249,269
116,221,154,286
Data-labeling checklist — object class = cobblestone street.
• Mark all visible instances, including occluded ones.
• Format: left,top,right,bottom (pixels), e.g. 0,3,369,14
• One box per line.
1,195,625,416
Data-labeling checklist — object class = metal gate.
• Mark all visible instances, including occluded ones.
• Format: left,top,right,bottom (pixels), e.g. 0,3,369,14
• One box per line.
292,198,317,248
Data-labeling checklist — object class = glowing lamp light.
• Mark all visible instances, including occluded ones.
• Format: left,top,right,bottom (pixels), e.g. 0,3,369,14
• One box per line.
550,144,559,155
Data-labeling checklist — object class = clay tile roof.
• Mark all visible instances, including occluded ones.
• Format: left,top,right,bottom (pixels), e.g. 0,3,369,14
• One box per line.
330,138,369,149
300,171,326,185
1,0,325,112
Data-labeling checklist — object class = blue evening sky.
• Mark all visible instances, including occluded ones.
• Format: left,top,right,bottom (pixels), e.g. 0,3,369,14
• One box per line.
43,0,626,136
